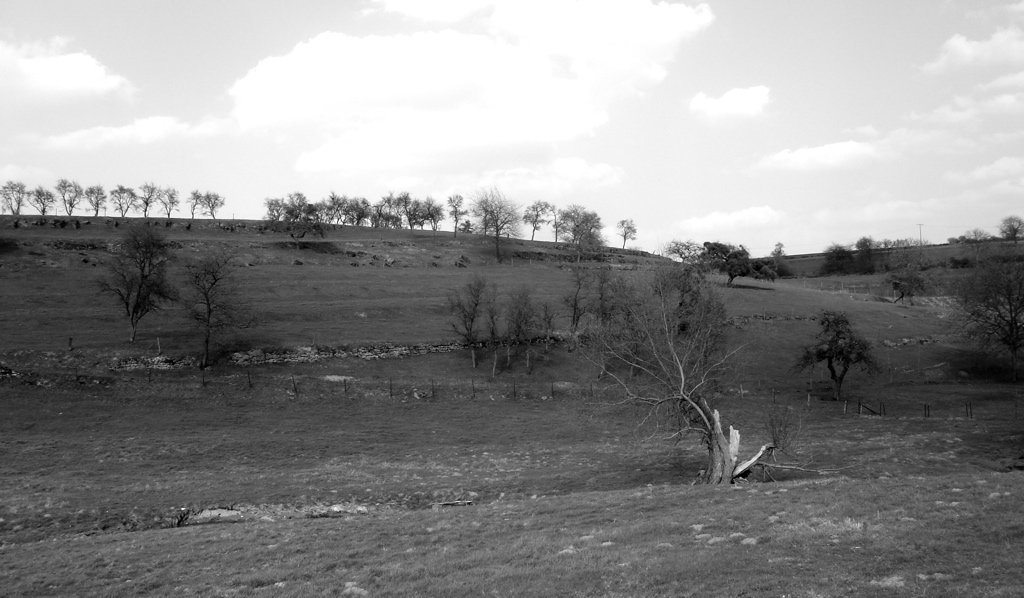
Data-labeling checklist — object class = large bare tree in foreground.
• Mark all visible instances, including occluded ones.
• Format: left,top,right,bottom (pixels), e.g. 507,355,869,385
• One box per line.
588,265,768,484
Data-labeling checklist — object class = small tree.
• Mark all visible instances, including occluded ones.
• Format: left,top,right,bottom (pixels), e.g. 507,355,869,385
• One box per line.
504,285,536,367
202,192,225,219
702,242,751,285
180,250,256,368
854,236,875,274
137,182,160,217
447,195,466,237
29,186,56,215
795,311,877,401
957,259,1024,381
1,181,28,215
471,187,521,261
522,201,554,241
111,185,137,217
55,179,83,216
616,219,637,249
159,187,179,218
560,204,605,255
448,275,489,367
85,185,106,217
98,224,177,342
188,190,204,219
1000,216,1024,245
423,198,445,233
821,243,854,275
342,197,372,226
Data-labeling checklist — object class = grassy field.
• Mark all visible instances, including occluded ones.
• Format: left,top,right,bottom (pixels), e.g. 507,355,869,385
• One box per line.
2,219,1024,596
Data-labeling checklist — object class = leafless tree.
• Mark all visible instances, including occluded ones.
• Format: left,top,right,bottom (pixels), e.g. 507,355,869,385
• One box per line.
98,224,177,343
795,311,877,400
85,185,106,217
957,258,1024,381
111,185,137,217
424,197,445,233
201,192,225,219
137,182,160,217
159,187,179,218
616,218,637,249
1,181,28,215
55,179,83,216
447,195,466,237
29,186,56,215
1000,216,1024,245
188,190,204,219
471,187,521,261
505,285,536,367
523,201,554,241
587,264,760,484
448,274,489,367
181,250,257,368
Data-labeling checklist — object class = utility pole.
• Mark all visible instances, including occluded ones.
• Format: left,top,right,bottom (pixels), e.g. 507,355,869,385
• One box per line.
917,224,923,247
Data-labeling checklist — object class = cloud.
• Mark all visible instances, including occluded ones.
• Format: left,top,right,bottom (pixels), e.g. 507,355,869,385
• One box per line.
0,163,53,184
371,0,491,22
755,140,878,171
924,26,1024,73
232,2,713,174
42,116,226,150
677,206,782,234
979,70,1024,90
0,37,134,100
946,155,1024,183
688,86,770,119
912,91,1024,125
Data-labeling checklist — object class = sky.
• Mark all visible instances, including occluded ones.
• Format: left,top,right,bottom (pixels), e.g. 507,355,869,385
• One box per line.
2,0,1024,256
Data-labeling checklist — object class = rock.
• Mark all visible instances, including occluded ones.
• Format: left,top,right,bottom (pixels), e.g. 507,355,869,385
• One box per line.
292,259,303,265
741,537,758,545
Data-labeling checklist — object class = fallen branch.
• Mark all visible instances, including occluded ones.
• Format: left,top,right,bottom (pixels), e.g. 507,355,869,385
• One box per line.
432,500,474,508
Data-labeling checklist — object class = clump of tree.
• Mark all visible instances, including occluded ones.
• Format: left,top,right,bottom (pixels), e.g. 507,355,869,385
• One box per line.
180,250,257,368
264,193,327,242
587,264,770,484
770,242,793,277
1000,216,1024,245
98,224,177,342
956,257,1024,381
795,311,877,401
471,187,521,261
448,275,491,368
559,204,605,257
702,241,752,285
820,243,855,275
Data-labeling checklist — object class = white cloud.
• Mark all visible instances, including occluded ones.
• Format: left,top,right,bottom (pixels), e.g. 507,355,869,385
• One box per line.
0,163,53,184
42,116,226,150
924,26,1024,73
371,0,491,22
233,2,713,174
0,37,134,100
688,86,770,119
947,155,1024,183
677,206,782,234
979,70,1024,90
755,140,878,171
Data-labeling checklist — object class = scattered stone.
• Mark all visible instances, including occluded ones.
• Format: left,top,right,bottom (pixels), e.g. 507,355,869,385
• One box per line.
579,535,594,541
917,573,953,581
557,546,577,555
656,542,674,549
707,537,726,544
741,538,758,546
694,534,711,540
601,541,615,547
768,516,780,523
729,533,746,539
989,492,1002,499
691,524,704,532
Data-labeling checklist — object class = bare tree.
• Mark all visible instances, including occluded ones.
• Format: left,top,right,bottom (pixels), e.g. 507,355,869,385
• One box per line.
471,187,521,261
560,204,605,256
423,197,445,233
957,259,1024,381
85,185,106,217
616,218,637,249
562,265,592,344
505,285,536,367
202,192,225,219
110,185,137,217
522,201,554,241
447,195,466,238
137,182,160,217
55,179,83,216
448,274,489,367
98,224,177,342
181,250,256,368
1000,216,1024,245
588,265,762,484
1,181,28,215
188,190,203,219
159,187,179,218
29,186,56,215
341,197,371,226
551,207,565,243
795,311,877,400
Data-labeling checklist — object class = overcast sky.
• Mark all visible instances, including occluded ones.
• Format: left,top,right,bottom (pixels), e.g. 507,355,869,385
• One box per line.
2,0,1024,255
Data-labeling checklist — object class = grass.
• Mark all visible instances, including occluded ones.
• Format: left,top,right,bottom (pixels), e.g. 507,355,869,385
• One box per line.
3,219,1024,596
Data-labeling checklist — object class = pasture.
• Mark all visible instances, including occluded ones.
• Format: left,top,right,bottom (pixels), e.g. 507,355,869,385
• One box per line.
1,219,1023,597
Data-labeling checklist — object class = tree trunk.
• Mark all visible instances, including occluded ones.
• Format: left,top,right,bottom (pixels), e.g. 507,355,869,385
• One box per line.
698,409,738,484
470,346,477,368
492,349,498,378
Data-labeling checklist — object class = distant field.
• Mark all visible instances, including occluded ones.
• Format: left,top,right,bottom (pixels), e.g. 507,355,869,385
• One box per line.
2,218,1024,596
